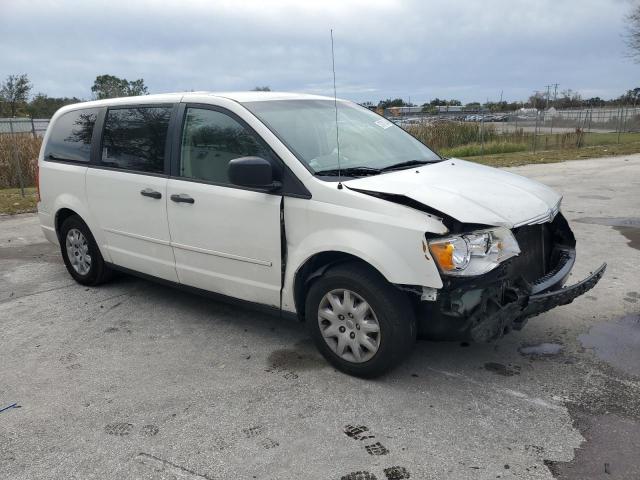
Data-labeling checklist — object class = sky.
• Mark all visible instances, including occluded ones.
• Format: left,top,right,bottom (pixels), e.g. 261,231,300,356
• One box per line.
1,0,638,105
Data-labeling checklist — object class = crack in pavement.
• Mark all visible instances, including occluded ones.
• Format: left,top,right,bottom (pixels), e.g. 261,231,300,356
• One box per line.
135,452,215,480
426,366,565,411
0,283,77,304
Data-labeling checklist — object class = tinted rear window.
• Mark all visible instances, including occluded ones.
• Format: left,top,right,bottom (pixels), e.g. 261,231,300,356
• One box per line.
44,108,99,162
100,106,172,174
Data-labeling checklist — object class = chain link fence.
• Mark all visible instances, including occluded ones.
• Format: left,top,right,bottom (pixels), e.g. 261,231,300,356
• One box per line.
0,117,50,137
1,107,640,192
394,106,640,158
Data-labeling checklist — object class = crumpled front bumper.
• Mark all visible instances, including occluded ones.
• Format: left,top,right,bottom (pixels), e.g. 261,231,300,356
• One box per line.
416,247,607,342
469,261,606,342
520,263,606,320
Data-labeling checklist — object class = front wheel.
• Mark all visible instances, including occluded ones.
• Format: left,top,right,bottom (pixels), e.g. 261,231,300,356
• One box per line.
305,262,416,378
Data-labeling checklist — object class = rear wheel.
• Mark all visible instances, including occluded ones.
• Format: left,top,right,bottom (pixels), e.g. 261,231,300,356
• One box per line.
59,215,112,286
306,262,416,378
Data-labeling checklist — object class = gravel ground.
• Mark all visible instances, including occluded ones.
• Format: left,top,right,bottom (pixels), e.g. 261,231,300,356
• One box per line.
1,155,639,480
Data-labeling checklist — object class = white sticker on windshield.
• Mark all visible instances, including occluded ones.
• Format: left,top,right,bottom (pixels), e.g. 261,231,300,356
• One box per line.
375,118,393,129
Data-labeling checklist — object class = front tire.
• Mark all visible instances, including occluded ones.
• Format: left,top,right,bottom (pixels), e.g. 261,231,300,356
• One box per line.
59,215,112,286
305,262,416,378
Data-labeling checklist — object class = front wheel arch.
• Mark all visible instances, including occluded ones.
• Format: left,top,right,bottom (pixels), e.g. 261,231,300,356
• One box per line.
293,251,400,322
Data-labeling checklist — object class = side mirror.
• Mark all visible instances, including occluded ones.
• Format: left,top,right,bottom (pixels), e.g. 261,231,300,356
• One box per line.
228,157,281,191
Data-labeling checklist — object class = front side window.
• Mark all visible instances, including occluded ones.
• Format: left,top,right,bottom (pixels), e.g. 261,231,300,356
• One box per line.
242,100,441,175
179,107,271,184
44,108,99,162
101,106,172,173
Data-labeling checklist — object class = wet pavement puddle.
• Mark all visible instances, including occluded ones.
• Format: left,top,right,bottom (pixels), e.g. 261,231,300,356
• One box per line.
578,314,640,378
574,217,640,250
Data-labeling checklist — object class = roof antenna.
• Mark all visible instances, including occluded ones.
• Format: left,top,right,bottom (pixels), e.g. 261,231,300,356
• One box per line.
330,29,343,190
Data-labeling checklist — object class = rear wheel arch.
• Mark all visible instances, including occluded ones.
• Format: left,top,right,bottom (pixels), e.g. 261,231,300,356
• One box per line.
293,251,395,322
55,208,82,241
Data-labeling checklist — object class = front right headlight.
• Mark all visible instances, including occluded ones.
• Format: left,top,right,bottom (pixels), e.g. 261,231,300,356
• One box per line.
428,227,520,277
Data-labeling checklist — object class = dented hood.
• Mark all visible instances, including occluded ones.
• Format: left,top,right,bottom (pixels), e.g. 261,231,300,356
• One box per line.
344,159,562,228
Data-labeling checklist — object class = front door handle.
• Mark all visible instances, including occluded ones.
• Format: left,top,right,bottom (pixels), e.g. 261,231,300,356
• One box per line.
170,193,195,204
140,188,162,199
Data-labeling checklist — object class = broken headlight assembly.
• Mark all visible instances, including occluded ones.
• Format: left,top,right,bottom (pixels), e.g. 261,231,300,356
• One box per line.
428,227,521,277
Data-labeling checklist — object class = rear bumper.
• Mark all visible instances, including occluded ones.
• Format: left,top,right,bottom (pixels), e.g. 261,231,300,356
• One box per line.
38,209,59,246
416,247,607,342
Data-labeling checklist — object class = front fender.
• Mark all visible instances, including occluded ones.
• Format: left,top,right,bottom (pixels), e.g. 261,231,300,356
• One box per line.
281,195,445,313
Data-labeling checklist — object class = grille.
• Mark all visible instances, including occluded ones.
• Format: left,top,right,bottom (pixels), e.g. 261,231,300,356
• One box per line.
511,224,553,283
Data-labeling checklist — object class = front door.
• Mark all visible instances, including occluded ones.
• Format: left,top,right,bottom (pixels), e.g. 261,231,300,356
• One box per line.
166,105,282,307
86,105,178,282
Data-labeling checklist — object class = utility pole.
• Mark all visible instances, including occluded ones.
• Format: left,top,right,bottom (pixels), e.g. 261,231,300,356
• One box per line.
552,83,559,104
545,85,552,109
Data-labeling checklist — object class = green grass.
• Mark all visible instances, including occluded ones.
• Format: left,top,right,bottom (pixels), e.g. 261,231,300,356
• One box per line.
529,132,640,151
435,131,640,167
462,141,640,168
0,187,38,215
441,141,528,158
582,131,640,146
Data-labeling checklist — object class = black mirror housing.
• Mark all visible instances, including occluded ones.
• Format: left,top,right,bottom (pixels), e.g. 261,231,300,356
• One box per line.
228,157,280,191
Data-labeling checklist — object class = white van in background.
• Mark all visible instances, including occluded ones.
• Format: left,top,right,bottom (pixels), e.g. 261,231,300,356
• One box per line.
37,92,605,377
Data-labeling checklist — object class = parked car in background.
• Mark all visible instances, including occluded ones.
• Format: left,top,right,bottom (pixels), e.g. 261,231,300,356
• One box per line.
37,92,606,377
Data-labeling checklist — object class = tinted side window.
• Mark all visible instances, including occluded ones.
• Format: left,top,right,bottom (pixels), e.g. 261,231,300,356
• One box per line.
101,106,172,174
180,108,271,184
44,108,99,162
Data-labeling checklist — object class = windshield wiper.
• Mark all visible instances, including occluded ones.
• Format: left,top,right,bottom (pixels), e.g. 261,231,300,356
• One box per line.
314,166,382,177
380,159,438,172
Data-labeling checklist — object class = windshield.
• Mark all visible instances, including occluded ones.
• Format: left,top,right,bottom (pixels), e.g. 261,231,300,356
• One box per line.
242,99,441,175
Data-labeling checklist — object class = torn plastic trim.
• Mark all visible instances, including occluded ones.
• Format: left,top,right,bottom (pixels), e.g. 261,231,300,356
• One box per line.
395,284,440,303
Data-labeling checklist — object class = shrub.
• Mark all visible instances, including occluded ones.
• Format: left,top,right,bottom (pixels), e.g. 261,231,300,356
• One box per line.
406,121,494,150
0,133,41,188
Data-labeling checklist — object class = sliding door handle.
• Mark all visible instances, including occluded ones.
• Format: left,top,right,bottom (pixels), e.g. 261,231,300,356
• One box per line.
140,188,162,199
170,193,195,204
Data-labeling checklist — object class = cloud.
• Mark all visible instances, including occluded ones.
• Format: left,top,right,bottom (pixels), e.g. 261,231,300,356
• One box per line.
0,0,637,104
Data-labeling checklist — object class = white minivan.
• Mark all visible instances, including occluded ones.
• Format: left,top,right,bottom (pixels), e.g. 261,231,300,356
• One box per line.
38,92,605,377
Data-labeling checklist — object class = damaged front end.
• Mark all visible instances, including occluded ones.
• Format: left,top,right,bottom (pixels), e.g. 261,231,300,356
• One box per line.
417,213,606,342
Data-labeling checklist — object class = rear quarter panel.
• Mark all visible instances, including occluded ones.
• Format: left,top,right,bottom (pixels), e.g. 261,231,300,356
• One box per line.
37,109,110,260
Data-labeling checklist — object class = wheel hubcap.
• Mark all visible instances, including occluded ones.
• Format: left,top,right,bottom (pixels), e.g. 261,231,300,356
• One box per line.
65,228,91,275
317,289,381,363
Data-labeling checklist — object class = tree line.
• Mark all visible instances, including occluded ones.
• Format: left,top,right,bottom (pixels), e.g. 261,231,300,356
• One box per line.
1,71,639,119
0,74,149,118
0,73,275,119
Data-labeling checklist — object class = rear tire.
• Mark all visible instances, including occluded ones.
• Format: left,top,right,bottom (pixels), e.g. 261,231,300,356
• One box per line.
305,262,416,378
59,215,112,286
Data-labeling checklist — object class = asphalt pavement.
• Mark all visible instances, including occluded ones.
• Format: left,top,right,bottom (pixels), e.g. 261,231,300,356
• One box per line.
1,155,639,480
